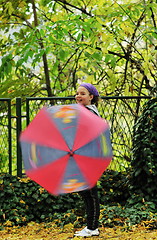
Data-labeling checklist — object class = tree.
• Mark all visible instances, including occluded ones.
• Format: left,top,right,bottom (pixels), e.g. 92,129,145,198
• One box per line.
0,0,157,99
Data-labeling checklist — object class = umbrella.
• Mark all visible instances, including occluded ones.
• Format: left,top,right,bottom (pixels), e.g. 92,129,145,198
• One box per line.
20,104,112,195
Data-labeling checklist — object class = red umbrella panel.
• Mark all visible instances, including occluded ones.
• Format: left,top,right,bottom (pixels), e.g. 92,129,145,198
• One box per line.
20,104,112,195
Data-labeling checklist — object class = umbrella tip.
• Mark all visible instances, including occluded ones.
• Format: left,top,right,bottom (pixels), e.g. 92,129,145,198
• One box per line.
69,150,74,157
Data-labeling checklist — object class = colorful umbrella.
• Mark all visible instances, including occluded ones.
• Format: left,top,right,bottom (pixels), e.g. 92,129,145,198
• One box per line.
20,104,112,195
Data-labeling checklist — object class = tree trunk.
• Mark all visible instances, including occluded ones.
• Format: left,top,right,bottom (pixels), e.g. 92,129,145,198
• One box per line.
31,0,53,97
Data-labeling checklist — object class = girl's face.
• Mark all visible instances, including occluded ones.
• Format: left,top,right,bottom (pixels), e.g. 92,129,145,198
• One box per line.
75,86,93,106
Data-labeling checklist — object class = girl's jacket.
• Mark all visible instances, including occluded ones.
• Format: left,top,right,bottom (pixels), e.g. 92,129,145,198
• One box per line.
85,105,100,117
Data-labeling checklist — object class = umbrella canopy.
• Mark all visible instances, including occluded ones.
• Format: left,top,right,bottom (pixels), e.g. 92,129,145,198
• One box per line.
20,104,112,195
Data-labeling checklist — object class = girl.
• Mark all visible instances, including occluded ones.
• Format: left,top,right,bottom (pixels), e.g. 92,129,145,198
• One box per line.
74,82,100,237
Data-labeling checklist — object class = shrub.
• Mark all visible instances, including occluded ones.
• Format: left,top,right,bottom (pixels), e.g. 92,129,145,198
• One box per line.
98,170,130,205
130,98,157,205
0,171,129,227
1,168,157,229
0,174,83,226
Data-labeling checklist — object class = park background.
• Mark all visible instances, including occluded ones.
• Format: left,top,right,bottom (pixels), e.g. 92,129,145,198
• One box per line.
1,0,157,239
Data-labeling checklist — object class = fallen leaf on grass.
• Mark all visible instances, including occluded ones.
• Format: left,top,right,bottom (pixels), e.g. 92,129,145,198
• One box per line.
1,222,157,239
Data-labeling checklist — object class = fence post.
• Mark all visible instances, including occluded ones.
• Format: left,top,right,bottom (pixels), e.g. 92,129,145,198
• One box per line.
16,97,22,177
26,98,30,126
8,99,12,175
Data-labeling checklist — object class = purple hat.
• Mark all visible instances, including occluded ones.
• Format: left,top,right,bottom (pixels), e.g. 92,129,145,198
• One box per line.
80,83,99,96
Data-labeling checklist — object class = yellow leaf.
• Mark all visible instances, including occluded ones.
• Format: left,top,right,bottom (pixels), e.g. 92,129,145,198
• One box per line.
85,75,94,82
120,23,134,36
7,2,14,16
18,1,26,8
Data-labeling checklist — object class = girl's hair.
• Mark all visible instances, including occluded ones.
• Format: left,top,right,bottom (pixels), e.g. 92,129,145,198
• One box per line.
91,95,99,107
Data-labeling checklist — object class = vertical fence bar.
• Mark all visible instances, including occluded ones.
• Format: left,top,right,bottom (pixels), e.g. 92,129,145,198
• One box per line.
8,99,12,174
16,97,22,177
26,98,30,126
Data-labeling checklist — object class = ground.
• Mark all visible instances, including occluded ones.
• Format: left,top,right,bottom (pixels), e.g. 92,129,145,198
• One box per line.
0,222,157,239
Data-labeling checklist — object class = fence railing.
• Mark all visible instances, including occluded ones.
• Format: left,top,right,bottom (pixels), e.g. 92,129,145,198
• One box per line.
0,96,151,177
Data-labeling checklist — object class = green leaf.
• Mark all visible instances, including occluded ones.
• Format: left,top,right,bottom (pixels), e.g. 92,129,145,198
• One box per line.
59,49,66,61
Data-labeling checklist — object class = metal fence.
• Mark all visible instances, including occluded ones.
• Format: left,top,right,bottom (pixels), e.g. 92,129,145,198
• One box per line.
0,99,12,174
0,96,151,177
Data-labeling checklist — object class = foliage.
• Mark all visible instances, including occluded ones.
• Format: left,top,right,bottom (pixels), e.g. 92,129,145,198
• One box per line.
0,174,83,226
130,97,157,205
98,170,130,205
100,204,157,228
1,170,157,230
0,0,157,98
1,221,157,240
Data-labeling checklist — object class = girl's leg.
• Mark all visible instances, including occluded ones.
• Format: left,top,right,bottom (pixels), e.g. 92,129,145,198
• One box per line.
80,185,100,230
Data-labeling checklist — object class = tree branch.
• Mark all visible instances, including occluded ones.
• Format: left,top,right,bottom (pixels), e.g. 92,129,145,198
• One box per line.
54,0,92,16
12,14,33,29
